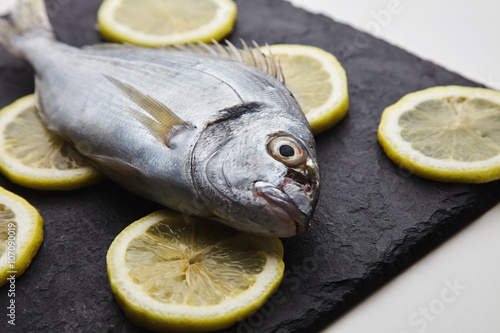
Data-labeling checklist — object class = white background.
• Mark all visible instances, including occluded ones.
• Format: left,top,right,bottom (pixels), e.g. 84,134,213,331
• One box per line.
286,1,500,332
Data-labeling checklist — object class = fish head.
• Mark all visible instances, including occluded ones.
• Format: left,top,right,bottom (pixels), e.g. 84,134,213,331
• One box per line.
191,102,320,237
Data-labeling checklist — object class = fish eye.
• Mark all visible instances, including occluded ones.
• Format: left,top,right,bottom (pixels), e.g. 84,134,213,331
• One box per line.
268,136,307,167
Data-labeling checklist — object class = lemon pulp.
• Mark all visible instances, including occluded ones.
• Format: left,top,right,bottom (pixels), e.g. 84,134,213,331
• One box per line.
0,204,16,259
98,0,237,46
399,96,500,161
5,104,89,171
378,86,500,183
107,210,284,332
114,0,218,36
126,218,268,306
0,187,43,286
0,95,103,190
266,44,349,135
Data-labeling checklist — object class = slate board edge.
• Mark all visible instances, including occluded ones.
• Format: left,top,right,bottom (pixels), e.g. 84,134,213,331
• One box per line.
307,187,500,333
237,2,500,332
0,1,499,332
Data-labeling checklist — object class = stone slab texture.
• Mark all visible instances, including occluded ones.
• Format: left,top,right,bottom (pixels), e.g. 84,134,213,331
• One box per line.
0,0,499,332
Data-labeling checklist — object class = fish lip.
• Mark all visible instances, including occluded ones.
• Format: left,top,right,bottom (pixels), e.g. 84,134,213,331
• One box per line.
253,181,308,236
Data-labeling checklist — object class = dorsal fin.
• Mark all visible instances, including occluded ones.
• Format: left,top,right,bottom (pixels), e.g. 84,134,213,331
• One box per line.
86,40,285,83
172,39,286,85
104,75,192,148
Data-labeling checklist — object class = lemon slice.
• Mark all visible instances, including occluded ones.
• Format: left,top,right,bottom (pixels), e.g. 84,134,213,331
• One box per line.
0,187,43,286
107,209,284,332
378,86,500,183
0,95,103,190
98,0,238,47
266,44,349,135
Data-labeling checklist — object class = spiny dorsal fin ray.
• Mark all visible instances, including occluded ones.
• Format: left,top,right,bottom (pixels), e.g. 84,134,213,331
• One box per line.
240,40,256,67
87,40,285,84
176,39,285,85
104,75,192,148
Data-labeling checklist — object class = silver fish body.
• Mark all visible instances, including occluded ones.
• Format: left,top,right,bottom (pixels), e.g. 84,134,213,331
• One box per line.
0,0,320,237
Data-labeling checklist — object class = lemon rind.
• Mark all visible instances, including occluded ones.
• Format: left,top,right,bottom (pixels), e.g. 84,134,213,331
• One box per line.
266,44,349,135
0,95,104,190
107,209,284,332
97,0,238,47
0,187,43,287
378,85,500,183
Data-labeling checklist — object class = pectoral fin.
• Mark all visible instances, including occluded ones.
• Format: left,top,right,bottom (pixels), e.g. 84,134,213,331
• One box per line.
87,154,152,199
105,74,192,147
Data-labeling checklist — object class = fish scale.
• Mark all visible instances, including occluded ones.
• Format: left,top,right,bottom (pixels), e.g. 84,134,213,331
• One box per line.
0,0,320,237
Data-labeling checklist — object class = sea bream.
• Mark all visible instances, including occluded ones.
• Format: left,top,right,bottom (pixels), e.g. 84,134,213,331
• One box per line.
0,0,320,237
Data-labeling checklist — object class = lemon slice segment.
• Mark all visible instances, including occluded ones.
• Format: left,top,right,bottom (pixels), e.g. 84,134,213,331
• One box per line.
378,86,500,183
0,187,43,286
98,0,237,46
107,209,284,332
0,95,103,190
266,44,349,135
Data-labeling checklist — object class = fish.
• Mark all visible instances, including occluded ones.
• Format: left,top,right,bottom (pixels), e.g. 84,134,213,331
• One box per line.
0,0,320,237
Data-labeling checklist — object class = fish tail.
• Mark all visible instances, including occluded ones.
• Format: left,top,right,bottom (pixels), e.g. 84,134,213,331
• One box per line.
0,0,54,58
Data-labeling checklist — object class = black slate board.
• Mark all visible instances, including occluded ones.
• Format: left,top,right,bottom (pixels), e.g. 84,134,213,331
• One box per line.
1,0,499,332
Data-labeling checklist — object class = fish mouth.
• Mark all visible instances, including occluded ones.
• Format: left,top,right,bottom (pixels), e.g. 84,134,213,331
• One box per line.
253,179,311,236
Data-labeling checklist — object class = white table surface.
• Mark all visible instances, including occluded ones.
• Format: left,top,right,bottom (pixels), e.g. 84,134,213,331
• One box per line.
286,1,500,332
